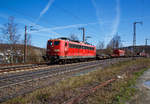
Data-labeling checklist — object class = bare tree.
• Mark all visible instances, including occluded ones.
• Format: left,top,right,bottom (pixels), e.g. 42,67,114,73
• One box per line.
107,34,122,49
96,41,104,49
0,16,21,63
69,34,79,41
1,16,20,44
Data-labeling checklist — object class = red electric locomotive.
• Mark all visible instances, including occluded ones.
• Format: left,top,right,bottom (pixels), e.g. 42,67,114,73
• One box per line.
46,37,96,63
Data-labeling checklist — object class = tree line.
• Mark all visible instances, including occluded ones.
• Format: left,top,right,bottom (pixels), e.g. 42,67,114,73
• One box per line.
0,16,44,64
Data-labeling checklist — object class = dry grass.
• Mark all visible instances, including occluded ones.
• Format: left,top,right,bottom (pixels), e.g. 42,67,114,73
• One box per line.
3,58,150,104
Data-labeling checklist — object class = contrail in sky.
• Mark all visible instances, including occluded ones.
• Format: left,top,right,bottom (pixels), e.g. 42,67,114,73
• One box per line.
110,0,120,38
91,0,120,45
30,22,97,34
104,0,120,44
35,0,55,23
49,23,96,30
91,0,102,26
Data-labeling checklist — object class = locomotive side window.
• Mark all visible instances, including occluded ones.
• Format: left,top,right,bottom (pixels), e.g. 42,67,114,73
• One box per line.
68,43,94,50
69,43,73,48
79,45,81,49
85,46,87,49
69,43,78,48
78,45,80,48
54,41,60,45
48,41,52,46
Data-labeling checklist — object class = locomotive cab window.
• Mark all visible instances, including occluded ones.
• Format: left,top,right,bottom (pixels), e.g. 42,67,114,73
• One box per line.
65,42,67,46
48,41,52,46
54,41,60,45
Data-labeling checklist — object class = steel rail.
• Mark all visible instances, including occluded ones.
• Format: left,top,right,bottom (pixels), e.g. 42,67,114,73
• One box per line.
0,63,101,89
0,64,48,74
0,60,101,74
0,63,102,88
0,60,99,81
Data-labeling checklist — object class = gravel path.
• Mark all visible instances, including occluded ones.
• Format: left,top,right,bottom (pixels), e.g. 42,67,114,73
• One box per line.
127,68,150,104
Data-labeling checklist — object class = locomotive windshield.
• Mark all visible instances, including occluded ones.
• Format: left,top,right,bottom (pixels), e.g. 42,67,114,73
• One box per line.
48,41,52,46
54,41,60,45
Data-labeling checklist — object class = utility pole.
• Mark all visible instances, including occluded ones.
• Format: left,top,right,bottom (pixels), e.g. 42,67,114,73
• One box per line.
24,25,27,63
133,21,143,56
145,38,149,53
145,38,149,46
23,25,38,63
78,27,85,42
9,28,13,63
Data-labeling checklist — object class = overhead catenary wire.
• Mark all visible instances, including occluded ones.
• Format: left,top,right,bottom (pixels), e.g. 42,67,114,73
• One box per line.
2,5,117,41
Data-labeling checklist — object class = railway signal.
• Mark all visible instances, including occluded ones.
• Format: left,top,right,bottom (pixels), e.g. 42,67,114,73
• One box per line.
24,25,27,63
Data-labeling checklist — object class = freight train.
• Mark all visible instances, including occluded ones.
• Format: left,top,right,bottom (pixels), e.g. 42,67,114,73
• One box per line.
44,37,146,63
45,37,96,63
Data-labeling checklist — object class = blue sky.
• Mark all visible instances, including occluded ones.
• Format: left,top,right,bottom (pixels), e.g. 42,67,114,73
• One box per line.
0,0,149,48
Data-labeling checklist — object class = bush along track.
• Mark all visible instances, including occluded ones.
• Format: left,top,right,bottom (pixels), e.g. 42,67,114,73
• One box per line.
3,58,150,104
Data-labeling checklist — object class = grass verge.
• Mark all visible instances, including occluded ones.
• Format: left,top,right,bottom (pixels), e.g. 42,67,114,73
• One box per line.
116,68,147,104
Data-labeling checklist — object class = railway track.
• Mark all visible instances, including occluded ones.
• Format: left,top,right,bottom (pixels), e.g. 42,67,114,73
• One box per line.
0,57,142,74
0,62,49,74
0,59,110,74
0,61,99,87
0,58,133,102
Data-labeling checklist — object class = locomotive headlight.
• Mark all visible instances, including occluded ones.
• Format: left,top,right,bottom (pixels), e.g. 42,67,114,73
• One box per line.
54,49,60,52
